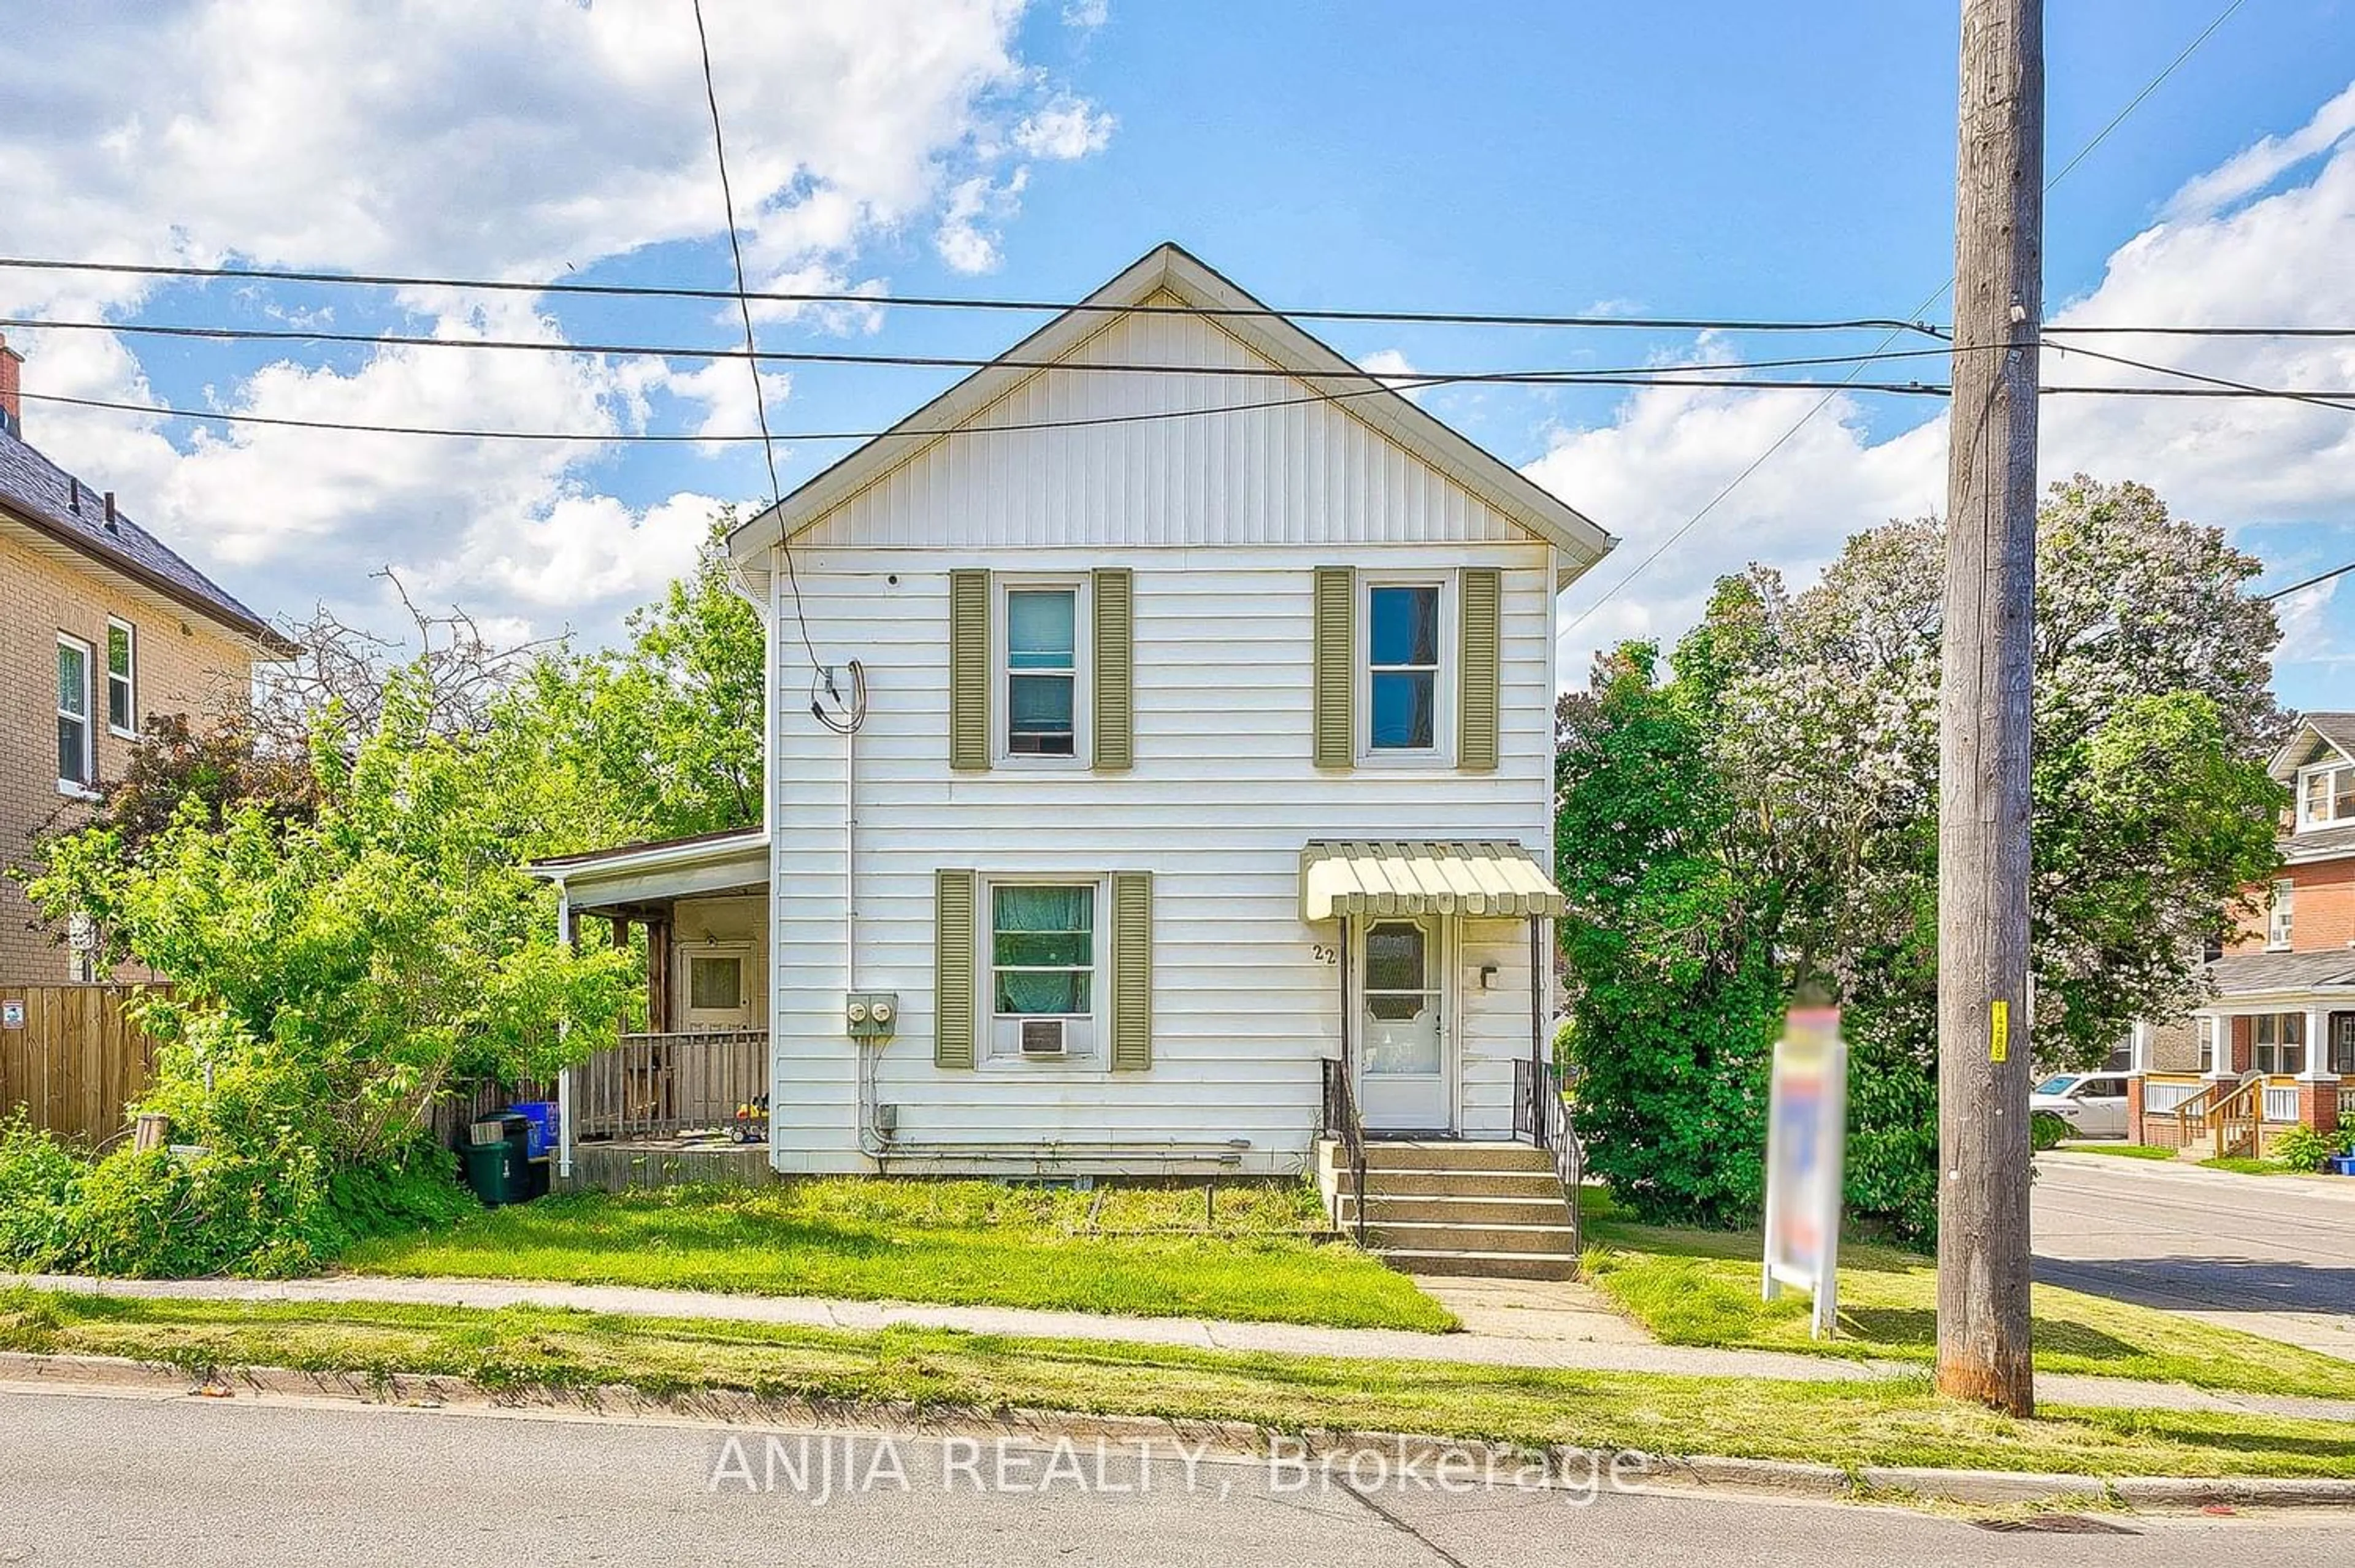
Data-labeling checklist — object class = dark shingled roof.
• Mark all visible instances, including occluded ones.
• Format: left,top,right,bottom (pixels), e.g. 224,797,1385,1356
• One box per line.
0,426,292,653
2302,713,2355,760
2283,821,2355,862
2208,949,2355,996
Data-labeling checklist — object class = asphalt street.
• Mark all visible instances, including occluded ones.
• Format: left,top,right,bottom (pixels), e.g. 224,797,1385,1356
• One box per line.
0,1386,2346,1567
2032,1153,2355,1363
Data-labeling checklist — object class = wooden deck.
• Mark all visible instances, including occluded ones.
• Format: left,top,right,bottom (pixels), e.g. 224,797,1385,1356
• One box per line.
556,1137,773,1193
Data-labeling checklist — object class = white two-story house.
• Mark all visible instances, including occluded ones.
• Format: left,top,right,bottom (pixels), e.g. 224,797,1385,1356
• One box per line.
538,246,1614,1268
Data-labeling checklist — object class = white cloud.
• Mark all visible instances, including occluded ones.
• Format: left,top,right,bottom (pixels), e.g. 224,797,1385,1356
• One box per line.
1355,348,1431,403
1062,0,1111,29
1013,96,1117,161
1538,79,2355,697
0,0,1108,648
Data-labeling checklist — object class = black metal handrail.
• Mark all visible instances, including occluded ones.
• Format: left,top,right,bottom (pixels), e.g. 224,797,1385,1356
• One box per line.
1319,1056,1368,1245
1519,1057,1583,1261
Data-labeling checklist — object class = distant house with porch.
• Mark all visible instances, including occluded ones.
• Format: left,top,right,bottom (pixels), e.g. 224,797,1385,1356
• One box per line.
532,244,1610,1276
2129,712,2355,1154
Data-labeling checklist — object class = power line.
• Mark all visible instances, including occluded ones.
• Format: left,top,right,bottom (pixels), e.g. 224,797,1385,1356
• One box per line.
2261,559,2355,602
9,256,2352,342
1557,0,2251,639
0,312,1967,382
0,254,1947,337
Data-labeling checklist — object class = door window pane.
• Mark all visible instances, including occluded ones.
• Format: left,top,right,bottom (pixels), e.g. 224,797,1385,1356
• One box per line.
1362,920,1441,1071
689,955,743,1011
1006,589,1076,755
1368,586,1440,752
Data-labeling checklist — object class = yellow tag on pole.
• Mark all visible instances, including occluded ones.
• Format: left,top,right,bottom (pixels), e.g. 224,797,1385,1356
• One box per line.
1990,998,2009,1063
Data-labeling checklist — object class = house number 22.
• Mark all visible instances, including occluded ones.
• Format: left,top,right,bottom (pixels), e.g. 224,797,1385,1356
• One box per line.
1311,944,1339,965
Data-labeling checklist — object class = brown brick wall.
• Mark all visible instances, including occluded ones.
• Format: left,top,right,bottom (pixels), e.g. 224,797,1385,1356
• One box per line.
0,527,255,979
2225,854,2355,955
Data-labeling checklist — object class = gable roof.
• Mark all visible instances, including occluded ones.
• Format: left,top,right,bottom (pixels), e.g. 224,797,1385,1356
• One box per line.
729,243,1615,587
0,427,294,656
2267,713,2355,783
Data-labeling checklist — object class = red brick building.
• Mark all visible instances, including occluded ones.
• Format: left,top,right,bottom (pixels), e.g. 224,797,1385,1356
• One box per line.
0,332,294,979
2129,713,2355,1153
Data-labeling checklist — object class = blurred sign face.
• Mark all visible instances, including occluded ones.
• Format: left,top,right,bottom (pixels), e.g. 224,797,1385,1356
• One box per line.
1763,1008,1848,1338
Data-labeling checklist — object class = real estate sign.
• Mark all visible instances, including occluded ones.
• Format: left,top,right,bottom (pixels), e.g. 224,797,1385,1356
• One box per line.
1761,1006,1847,1339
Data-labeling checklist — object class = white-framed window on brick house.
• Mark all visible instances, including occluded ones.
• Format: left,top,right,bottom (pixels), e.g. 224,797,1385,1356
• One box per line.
984,878,1102,1067
997,578,1089,765
105,618,137,738
56,633,94,794
2300,760,2355,830
2267,878,2295,950
1360,576,1451,762
2253,1012,2305,1076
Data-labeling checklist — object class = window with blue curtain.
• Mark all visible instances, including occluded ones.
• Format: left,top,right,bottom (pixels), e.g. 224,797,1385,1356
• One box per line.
992,884,1095,1015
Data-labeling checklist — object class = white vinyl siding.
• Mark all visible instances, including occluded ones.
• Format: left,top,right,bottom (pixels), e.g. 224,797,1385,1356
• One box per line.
794,297,1528,554
765,548,1553,1172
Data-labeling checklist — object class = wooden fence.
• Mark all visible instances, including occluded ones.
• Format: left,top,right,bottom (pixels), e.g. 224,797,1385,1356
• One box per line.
0,985,163,1146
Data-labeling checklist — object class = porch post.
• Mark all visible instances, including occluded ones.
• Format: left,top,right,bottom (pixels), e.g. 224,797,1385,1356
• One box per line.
556,884,575,1184
1528,917,1545,1144
2302,1006,2330,1082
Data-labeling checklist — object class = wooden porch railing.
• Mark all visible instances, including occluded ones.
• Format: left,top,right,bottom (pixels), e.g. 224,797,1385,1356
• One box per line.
571,1030,767,1144
2165,1077,2234,1152
2208,1076,2264,1160
2340,1082,2355,1128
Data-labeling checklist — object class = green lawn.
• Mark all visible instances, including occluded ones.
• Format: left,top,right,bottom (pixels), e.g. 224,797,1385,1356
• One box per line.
2199,1156,2294,1176
1577,1191,2354,1399
4,1287,2348,1481
2057,1143,2178,1161
342,1179,1454,1332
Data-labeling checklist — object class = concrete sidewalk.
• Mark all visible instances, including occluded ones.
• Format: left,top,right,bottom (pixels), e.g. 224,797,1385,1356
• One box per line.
12,1269,2354,1425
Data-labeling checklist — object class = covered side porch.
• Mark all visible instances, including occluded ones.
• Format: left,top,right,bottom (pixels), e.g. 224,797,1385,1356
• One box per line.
1301,840,1583,1274
531,827,775,1191
2128,952,2353,1158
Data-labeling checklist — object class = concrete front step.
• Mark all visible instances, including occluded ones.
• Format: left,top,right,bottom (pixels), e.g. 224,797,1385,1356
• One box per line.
1380,1248,1577,1281
1354,1169,1568,1200
1361,1220,1577,1255
1338,1193,1572,1226
1354,1141,1557,1174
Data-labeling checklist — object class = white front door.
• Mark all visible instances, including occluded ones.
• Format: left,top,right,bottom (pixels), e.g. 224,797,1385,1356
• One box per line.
1358,917,1450,1131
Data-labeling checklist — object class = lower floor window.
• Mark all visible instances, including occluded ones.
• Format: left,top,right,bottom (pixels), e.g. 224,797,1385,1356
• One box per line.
2332,1013,2355,1076
2253,1012,2305,1076
989,882,1097,1061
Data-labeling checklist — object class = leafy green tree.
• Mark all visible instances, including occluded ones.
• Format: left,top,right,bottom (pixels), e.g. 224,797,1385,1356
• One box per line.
1555,644,1782,1225
517,513,765,842
1557,478,2285,1242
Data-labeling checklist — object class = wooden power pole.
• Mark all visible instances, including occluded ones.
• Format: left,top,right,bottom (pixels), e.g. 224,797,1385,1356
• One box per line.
1936,0,2043,1416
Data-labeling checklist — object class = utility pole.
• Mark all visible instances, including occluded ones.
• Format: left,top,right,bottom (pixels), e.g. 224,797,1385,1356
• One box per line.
1936,0,2042,1417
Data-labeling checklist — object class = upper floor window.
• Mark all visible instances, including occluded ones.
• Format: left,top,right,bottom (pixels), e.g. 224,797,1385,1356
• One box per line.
1001,581,1087,763
2299,761,2355,830
1364,579,1447,758
105,618,137,738
56,634,93,792
2268,878,2295,950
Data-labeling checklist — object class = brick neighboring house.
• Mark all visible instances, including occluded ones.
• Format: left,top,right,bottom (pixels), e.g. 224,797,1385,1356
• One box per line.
0,332,294,979
2127,711,2355,1154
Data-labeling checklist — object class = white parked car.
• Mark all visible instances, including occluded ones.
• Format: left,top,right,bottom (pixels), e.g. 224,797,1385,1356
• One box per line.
2031,1073,2131,1138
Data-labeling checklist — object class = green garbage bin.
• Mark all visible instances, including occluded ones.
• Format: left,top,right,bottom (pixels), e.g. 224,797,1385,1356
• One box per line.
459,1136,531,1206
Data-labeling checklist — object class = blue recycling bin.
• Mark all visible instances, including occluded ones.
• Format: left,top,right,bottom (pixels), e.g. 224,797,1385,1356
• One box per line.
507,1101,558,1160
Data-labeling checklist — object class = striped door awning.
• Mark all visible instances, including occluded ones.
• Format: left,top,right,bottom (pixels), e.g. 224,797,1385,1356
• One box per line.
1300,840,1566,922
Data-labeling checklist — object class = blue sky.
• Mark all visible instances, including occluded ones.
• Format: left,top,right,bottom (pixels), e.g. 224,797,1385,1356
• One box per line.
4,1,2354,706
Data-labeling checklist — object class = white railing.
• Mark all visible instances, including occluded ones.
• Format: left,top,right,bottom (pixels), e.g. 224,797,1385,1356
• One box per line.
2262,1084,2302,1124
2143,1079,2203,1114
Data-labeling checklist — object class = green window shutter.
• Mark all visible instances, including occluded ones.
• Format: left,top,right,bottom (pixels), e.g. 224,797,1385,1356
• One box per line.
949,570,990,772
1110,870,1153,1072
1312,566,1354,768
1458,567,1501,771
935,868,977,1069
1093,567,1134,770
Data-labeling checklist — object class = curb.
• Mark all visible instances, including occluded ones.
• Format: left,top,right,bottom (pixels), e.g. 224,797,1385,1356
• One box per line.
4,1350,2352,1512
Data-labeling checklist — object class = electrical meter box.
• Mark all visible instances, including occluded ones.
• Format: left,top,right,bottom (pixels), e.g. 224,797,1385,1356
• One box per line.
845,992,900,1041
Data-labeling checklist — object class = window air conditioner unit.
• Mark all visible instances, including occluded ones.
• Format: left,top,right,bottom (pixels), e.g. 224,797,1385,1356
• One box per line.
1020,1017,1068,1057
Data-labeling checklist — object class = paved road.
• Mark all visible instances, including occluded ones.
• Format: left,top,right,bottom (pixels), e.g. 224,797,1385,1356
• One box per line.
0,1387,2344,1568
2032,1153,2355,1363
